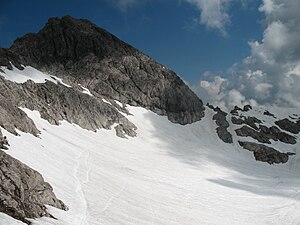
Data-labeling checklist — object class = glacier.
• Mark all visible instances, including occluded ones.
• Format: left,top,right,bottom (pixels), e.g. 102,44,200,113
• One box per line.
0,104,300,225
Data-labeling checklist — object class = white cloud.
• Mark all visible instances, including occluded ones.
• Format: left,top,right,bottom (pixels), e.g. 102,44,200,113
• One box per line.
191,71,228,105
241,0,300,107
254,83,273,97
199,75,227,101
194,73,257,109
108,0,300,108
227,89,246,107
259,0,282,14
195,0,300,109
185,0,232,35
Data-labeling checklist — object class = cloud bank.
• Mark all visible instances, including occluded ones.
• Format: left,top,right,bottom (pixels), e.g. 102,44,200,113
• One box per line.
197,0,300,108
109,0,300,109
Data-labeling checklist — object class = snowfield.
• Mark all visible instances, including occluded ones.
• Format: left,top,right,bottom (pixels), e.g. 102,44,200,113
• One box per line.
0,66,71,87
1,105,300,225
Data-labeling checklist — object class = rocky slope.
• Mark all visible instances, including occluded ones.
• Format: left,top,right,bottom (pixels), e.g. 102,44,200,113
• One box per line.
0,129,66,224
8,15,205,125
204,104,299,164
230,106,299,164
0,148,67,224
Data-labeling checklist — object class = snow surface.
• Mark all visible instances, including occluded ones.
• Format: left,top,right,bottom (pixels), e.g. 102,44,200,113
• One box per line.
0,213,25,225
114,100,123,107
2,106,300,225
79,84,93,96
102,99,112,105
0,65,71,87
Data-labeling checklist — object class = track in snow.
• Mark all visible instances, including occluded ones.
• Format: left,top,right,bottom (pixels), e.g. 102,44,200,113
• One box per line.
2,106,300,225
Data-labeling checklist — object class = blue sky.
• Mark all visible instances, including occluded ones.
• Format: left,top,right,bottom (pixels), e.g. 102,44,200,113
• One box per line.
0,0,264,83
2,0,299,109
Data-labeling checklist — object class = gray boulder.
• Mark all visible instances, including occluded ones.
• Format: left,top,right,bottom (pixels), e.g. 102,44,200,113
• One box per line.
210,105,233,143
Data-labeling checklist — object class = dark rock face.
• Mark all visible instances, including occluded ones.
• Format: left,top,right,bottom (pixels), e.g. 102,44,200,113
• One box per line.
8,16,205,125
0,84,40,136
236,126,270,143
0,129,9,150
238,141,289,164
0,150,67,224
259,125,296,144
263,110,276,118
243,105,252,112
230,106,243,115
230,105,252,115
0,49,24,72
275,118,300,134
231,116,262,130
209,105,233,143
235,125,296,144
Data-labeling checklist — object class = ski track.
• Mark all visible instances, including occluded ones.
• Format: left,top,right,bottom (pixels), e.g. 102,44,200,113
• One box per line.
75,149,89,225
75,145,96,225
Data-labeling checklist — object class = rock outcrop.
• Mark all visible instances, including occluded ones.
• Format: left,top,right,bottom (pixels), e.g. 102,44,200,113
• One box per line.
275,118,300,134
0,129,9,150
263,110,276,118
208,104,232,143
0,150,67,224
0,49,24,72
235,125,296,144
229,104,299,164
230,105,252,115
231,116,262,130
238,141,290,164
0,77,137,137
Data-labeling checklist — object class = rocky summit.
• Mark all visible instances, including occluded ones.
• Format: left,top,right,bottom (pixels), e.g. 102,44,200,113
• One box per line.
0,16,299,224
8,15,205,125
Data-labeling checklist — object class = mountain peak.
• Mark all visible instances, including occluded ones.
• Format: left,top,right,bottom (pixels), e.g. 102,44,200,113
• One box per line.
10,15,134,67
3,16,205,125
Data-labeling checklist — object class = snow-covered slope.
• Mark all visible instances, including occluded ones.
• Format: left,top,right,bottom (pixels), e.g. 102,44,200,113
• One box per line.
1,105,300,225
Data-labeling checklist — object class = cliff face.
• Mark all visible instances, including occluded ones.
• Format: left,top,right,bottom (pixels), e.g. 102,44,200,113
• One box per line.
9,16,205,125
